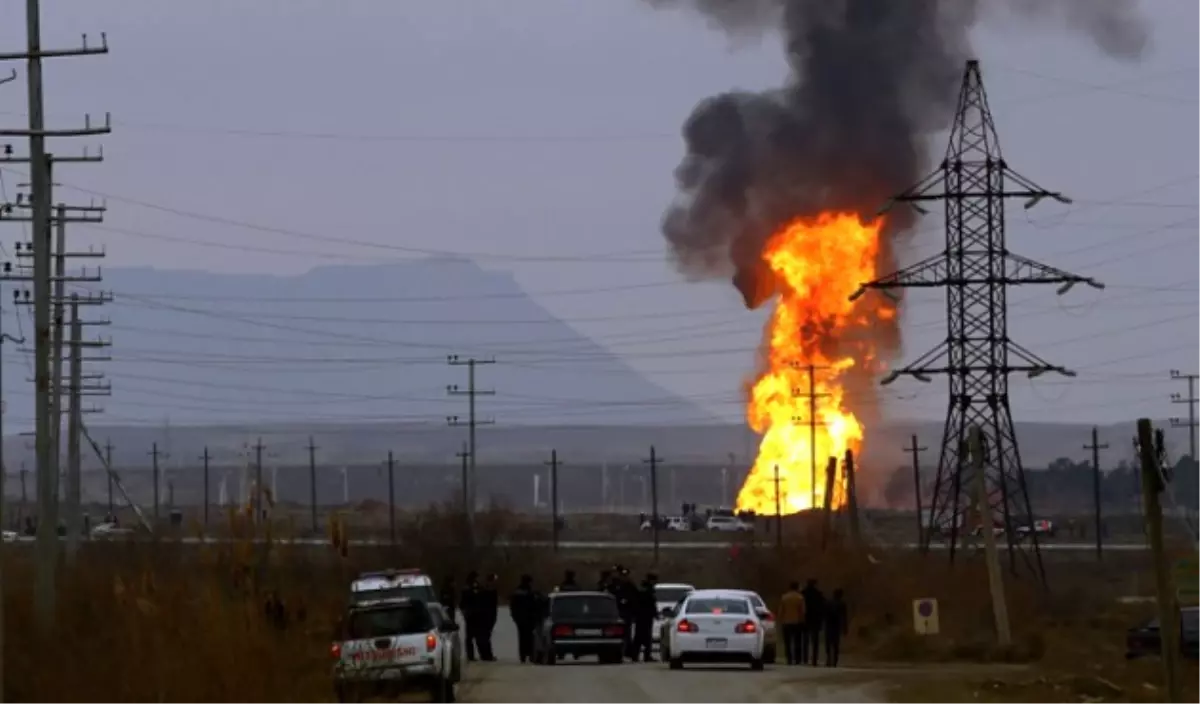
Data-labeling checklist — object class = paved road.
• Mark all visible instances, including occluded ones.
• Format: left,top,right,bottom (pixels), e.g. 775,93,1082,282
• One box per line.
456,607,888,702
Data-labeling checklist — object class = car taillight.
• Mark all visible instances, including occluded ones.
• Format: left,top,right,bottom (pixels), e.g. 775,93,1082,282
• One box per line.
331,642,342,658
552,624,574,638
677,619,699,633
603,625,624,637
426,633,438,652
735,621,757,634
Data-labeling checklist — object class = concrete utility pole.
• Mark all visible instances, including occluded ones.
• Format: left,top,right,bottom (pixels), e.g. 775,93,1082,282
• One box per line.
1084,427,1108,561
64,299,82,561
643,446,662,565
199,446,210,528
104,438,113,516
0,206,17,704
0,7,110,629
845,449,862,550
455,442,472,549
447,355,494,536
773,463,782,549
1169,370,1198,461
969,425,1011,648
149,443,161,525
1136,419,1182,702
906,435,928,547
253,437,264,523
545,449,562,552
791,362,829,508
307,435,318,533
386,450,396,547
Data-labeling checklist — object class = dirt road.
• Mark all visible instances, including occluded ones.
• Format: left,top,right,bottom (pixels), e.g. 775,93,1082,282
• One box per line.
458,608,888,703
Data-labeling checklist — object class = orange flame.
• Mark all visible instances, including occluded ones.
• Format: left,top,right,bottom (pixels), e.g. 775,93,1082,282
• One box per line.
736,212,891,515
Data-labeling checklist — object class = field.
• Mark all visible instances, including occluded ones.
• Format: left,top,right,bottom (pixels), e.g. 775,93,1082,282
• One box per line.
4,506,1196,702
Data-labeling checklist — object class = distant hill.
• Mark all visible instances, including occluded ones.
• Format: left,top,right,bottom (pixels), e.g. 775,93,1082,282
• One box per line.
1,257,719,432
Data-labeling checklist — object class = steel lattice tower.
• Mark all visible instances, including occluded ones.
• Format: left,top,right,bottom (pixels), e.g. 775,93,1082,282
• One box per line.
850,60,1103,582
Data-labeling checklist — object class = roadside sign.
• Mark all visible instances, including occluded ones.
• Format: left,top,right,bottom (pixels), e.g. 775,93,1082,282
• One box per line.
912,598,939,635
1175,557,1198,605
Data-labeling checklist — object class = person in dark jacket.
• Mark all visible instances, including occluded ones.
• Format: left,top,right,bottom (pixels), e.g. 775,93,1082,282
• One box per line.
596,569,612,592
613,568,637,659
439,576,458,625
801,579,826,666
478,573,499,661
556,569,580,592
509,574,539,663
631,575,658,662
460,571,484,661
824,589,849,667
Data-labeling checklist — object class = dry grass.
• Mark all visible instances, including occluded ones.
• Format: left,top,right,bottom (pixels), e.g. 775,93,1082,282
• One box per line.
2,505,1183,701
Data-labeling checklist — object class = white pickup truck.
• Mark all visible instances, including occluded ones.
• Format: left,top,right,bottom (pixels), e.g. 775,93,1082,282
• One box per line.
333,597,460,702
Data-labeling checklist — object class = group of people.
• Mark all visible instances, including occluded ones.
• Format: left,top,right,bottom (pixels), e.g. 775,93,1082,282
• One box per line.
509,565,663,664
778,579,849,667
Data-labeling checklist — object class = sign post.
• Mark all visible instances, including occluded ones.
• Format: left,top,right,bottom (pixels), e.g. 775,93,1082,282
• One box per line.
912,598,940,635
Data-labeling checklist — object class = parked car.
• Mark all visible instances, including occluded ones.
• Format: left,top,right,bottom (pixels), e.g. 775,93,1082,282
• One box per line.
652,583,695,648
533,591,626,665
659,589,766,670
331,596,459,702
1126,606,1199,660
705,515,753,533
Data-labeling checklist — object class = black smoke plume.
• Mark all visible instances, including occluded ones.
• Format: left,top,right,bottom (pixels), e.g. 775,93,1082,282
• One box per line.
645,0,1150,308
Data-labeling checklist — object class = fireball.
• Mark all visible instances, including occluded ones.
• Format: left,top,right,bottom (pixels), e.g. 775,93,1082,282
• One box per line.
735,212,892,515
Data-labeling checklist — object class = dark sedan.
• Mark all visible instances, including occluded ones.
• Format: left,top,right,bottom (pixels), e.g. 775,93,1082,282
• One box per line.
532,591,626,665
1126,606,1199,659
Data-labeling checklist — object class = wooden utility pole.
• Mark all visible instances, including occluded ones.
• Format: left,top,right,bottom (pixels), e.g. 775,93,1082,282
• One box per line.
386,450,396,547
545,449,562,552
1084,426,1108,561
969,425,1011,647
149,443,161,526
644,446,662,564
1136,418,1182,703
906,435,927,546
845,449,862,549
307,435,318,533
199,446,210,528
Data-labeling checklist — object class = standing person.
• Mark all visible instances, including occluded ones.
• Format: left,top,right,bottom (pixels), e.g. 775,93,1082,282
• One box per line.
509,574,538,664
614,567,637,660
778,581,806,665
596,569,612,592
824,589,849,667
479,573,499,661
439,575,458,625
801,579,826,666
631,575,658,662
460,572,483,662
556,569,580,592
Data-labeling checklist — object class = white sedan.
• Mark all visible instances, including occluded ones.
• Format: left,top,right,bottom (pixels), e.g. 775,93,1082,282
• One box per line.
661,590,766,670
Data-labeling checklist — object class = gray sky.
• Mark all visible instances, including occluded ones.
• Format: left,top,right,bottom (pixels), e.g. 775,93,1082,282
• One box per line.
0,0,1196,430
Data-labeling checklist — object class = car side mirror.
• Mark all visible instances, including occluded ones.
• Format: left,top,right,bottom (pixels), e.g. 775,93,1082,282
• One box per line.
661,607,675,618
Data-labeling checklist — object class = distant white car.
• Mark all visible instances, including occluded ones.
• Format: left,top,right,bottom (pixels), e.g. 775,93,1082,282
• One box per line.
640,516,689,531
0,530,17,542
661,589,766,670
705,515,752,533
652,583,695,647
90,522,134,539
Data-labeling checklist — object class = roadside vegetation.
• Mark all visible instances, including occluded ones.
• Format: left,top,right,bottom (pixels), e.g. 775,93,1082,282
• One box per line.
3,503,1191,701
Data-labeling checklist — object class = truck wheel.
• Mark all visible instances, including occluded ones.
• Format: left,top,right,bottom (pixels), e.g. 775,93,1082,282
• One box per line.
430,677,455,703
